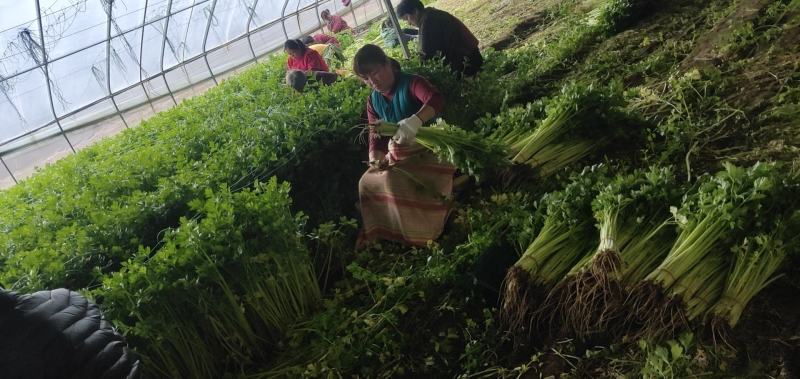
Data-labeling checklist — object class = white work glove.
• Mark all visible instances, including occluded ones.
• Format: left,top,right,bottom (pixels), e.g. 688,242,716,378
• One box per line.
392,114,422,145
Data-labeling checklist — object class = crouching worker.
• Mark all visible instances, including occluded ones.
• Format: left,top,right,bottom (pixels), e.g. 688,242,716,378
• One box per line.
284,39,337,92
354,44,456,248
0,287,140,379
301,35,346,69
380,18,418,49
397,0,483,76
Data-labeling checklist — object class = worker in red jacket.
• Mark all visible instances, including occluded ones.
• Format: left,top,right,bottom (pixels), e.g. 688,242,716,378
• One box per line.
321,9,351,33
302,33,341,47
284,39,337,92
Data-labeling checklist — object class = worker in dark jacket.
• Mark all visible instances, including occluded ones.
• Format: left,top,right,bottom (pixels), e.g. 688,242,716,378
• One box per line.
396,0,483,76
0,287,140,379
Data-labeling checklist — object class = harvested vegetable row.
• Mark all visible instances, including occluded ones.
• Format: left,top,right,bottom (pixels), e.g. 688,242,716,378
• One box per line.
492,81,629,178
541,166,682,338
626,162,790,338
501,165,610,335
709,208,800,333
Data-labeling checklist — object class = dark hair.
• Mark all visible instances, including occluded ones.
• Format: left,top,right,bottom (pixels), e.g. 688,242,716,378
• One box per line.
301,35,314,45
320,9,331,18
353,44,402,76
396,0,424,18
285,70,308,92
284,39,307,54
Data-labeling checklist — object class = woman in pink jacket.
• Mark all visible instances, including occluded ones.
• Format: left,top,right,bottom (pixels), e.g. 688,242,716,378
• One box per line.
321,9,351,33
284,39,337,92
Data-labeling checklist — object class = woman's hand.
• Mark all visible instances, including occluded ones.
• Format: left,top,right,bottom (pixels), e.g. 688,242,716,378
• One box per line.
392,115,422,144
368,158,390,171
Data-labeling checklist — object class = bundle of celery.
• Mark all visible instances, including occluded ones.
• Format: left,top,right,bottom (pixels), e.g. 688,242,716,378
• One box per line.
374,120,508,182
501,165,610,334
626,162,789,338
709,209,800,331
542,166,682,337
492,81,627,178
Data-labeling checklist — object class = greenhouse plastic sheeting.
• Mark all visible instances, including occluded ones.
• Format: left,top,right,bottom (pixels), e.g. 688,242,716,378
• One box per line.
0,0,395,188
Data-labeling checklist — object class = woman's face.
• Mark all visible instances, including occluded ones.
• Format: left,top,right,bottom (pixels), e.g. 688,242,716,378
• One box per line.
286,48,302,58
359,62,395,93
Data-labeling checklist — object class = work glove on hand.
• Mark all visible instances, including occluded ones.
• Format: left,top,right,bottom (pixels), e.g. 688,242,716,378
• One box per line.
392,114,422,145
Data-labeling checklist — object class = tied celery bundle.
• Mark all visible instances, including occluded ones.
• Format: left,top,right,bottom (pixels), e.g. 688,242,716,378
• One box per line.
626,162,790,338
491,81,627,178
373,120,508,182
540,166,682,338
501,165,610,335
709,210,800,333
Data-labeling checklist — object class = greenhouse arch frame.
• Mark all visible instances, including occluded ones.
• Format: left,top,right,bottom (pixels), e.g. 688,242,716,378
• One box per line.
0,0,401,188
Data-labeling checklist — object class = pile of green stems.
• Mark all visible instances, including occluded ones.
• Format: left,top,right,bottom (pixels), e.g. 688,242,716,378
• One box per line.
516,217,598,289
710,231,787,328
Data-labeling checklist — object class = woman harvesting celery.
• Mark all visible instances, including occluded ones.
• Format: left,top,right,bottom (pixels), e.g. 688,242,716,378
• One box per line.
354,44,456,248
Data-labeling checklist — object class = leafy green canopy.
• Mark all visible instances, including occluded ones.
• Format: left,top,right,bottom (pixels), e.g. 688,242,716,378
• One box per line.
95,179,319,378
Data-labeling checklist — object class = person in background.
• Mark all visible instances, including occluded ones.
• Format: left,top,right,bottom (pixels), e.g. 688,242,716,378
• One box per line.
380,18,418,49
0,287,140,379
321,9,351,33
284,39,337,92
396,0,483,76
353,44,455,248
301,36,347,70
302,33,341,47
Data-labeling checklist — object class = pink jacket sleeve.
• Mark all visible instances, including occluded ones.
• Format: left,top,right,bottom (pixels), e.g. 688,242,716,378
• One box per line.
304,49,329,72
367,98,390,161
409,76,445,115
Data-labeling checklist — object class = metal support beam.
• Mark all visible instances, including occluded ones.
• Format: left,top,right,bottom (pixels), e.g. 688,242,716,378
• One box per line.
35,0,76,153
1,0,393,158
139,0,158,114
314,0,323,32
202,0,219,85
295,0,302,36
281,0,289,39
105,0,130,129
383,0,410,59
0,156,17,184
280,0,290,40
159,0,179,106
4,1,210,84
245,0,261,62
349,1,360,29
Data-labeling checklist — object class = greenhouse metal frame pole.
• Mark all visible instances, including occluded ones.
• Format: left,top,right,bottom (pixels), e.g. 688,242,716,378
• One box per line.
314,1,323,31
349,1,360,29
281,0,290,40
138,0,157,114
1,0,393,161
0,156,17,184
105,1,130,129
202,0,220,85
3,1,209,85
295,1,302,35
34,0,76,154
159,0,179,106
384,0,411,59
3,2,324,151
245,0,261,62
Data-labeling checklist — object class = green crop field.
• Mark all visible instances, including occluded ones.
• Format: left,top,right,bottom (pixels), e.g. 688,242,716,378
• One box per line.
1,0,799,377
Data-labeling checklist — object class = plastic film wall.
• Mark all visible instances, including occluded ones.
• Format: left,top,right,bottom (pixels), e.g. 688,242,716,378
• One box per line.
0,0,396,188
